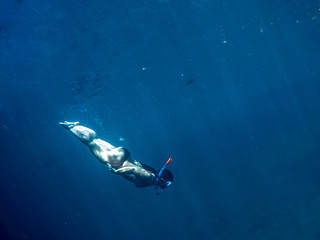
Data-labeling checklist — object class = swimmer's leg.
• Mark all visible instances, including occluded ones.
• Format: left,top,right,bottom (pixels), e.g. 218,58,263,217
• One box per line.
59,121,114,146
59,121,99,145
59,121,122,165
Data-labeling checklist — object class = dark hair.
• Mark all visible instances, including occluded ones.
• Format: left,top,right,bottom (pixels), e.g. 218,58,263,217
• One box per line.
156,169,174,189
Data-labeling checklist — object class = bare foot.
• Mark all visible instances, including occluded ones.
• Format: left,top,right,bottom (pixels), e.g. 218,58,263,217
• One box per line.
59,121,79,129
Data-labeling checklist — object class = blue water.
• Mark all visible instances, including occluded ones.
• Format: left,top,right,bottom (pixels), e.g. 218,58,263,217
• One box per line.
1,0,320,239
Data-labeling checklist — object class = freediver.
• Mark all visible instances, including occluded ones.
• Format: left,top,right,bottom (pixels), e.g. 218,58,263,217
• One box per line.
59,121,173,190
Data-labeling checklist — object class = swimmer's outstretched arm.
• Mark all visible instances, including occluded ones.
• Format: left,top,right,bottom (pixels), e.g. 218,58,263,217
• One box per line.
113,165,156,180
113,165,156,186
113,166,135,174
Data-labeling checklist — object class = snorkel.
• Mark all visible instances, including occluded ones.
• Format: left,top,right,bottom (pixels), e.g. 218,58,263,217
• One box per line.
155,158,172,195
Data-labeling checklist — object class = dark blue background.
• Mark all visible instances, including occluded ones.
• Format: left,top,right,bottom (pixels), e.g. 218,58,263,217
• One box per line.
1,0,320,239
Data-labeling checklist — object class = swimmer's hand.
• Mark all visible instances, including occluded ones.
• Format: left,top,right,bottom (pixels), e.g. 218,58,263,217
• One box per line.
113,167,135,174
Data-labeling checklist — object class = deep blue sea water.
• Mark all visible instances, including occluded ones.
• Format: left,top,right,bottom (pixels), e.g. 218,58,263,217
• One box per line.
1,0,320,239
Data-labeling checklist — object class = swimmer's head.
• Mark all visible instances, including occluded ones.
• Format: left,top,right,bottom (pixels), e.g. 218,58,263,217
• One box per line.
155,169,174,190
